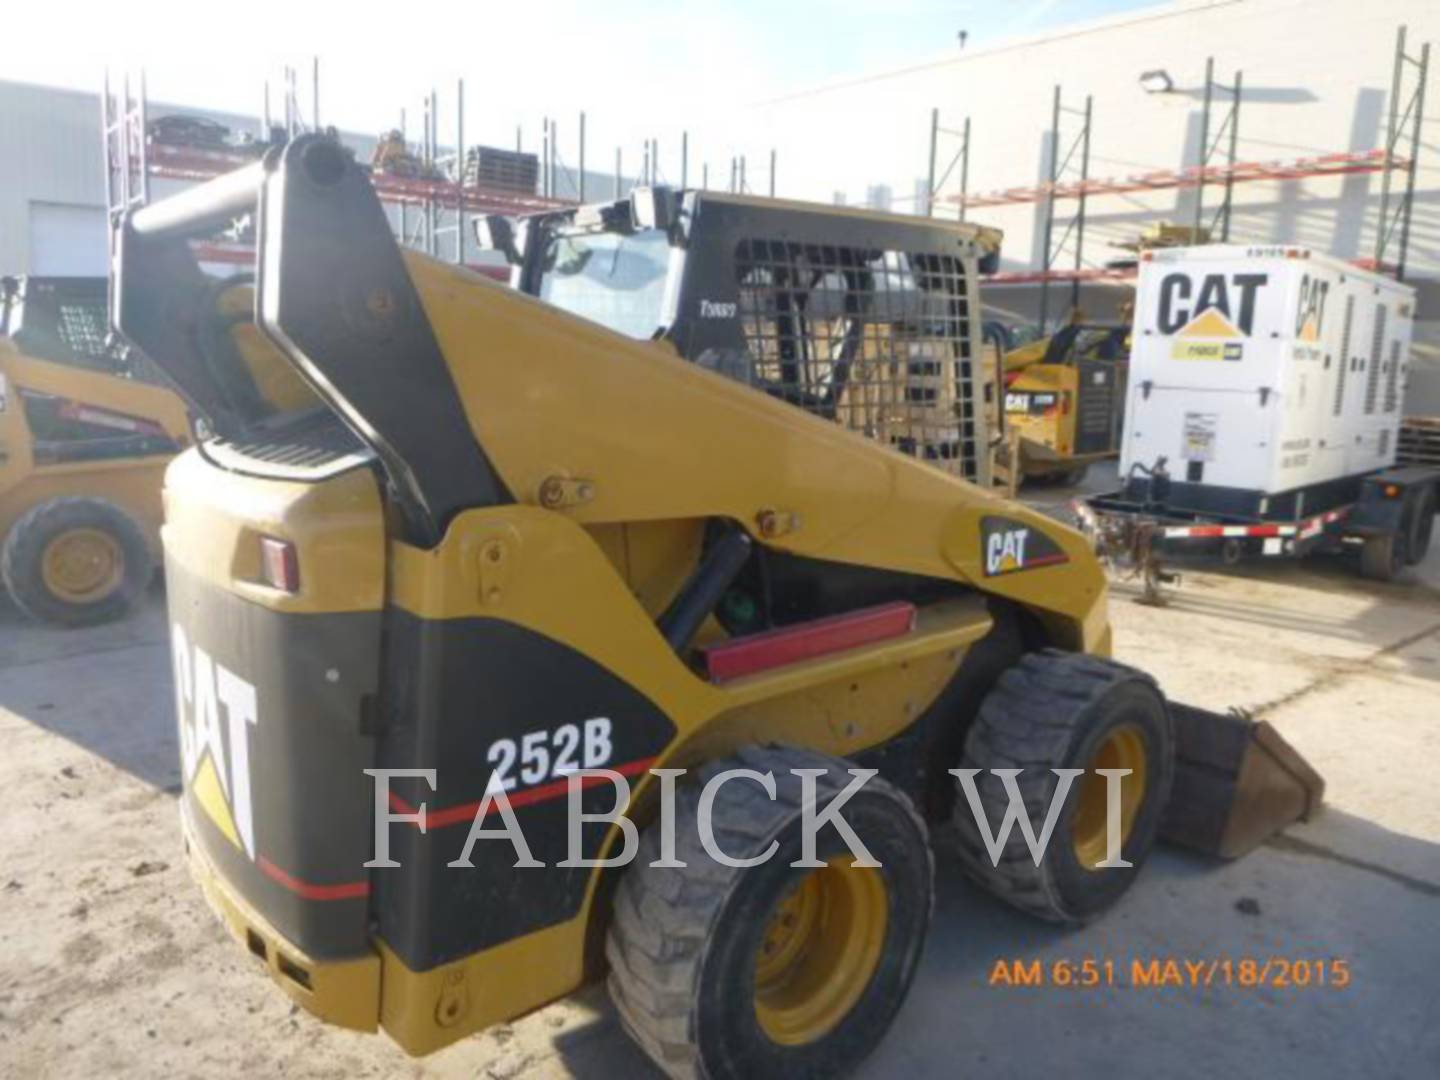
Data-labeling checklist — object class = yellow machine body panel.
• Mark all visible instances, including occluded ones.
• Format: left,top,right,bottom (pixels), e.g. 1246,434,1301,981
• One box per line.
1005,360,1082,465
405,255,1107,641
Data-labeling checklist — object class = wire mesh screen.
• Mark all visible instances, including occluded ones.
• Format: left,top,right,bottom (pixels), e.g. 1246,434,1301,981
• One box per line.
733,239,983,481
57,299,112,362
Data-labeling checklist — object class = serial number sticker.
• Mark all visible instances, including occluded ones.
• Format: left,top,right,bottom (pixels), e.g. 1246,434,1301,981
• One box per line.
988,957,1352,990
1182,411,1218,462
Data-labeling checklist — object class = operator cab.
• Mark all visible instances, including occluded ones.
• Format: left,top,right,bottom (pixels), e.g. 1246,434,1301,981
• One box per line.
484,187,1004,487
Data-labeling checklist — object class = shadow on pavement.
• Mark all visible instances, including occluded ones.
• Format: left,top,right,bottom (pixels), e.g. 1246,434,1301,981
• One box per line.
0,587,177,791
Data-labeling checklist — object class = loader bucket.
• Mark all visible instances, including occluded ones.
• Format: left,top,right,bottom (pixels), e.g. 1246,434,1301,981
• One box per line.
1161,704,1325,858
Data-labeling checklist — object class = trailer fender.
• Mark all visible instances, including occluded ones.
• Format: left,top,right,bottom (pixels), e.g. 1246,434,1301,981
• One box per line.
1348,469,1436,540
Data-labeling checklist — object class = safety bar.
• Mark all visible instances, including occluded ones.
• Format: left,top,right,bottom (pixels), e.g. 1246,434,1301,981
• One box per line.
113,135,510,546
128,160,268,240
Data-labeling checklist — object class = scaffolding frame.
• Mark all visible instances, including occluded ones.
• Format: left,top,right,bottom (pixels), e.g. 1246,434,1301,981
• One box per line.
1036,86,1093,332
942,25,1426,291
1193,58,1243,242
925,109,970,220
103,67,572,273
101,71,148,264
1374,25,1430,280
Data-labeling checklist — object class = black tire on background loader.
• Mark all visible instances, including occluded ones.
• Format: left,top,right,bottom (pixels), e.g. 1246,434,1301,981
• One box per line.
606,746,933,1080
1,497,153,627
1027,465,1088,488
951,649,1174,925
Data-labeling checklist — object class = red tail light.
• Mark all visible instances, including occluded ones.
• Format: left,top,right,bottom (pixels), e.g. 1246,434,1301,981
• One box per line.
260,536,300,593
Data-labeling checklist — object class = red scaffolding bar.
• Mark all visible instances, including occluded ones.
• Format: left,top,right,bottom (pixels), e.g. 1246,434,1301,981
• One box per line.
957,149,1406,209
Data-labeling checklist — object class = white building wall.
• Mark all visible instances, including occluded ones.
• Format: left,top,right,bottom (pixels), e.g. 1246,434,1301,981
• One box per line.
0,81,111,276
744,0,1440,411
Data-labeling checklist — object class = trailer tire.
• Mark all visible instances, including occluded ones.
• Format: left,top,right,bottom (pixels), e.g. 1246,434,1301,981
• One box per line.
950,649,1174,924
1403,485,1435,566
1,497,153,627
1360,533,1401,582
606,745,932,1080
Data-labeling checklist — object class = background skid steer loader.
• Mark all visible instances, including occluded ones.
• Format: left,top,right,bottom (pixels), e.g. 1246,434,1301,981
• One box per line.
113,137,1322,1079
992,312,1129,487
0,276,190,625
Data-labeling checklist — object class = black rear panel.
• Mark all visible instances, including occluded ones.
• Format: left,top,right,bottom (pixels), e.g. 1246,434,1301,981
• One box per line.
168,559,380,959
374,612,677,970
1074,359,1121,455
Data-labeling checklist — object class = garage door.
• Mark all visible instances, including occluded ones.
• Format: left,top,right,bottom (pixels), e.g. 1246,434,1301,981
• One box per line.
28,202,108,276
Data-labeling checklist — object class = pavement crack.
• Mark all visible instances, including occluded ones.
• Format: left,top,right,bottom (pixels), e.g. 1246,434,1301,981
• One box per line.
0,637,169,673
1267,834,1440,898
1247,620,1440,719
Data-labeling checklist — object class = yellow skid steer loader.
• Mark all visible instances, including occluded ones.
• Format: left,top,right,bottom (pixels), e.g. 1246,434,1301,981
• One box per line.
114,137,1321,1078
1,276,190,625
999,314,1129,486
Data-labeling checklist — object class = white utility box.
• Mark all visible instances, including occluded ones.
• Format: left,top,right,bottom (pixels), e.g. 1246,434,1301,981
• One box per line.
1124,245,1415,502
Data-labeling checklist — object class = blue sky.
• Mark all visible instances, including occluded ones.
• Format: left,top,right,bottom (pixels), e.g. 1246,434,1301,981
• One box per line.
4,0,1170,159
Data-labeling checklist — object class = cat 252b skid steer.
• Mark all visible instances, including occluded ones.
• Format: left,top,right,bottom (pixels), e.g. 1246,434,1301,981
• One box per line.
114,137,1322,1079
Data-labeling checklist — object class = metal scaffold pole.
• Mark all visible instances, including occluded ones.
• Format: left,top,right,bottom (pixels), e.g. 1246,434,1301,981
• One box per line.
1038,86,1093,329
926,108,939,216
1038,86,1061,333
958,116,970,223
1194,57,1242,241
1375,24,1430,280
1070,95,1092,310
926,109,971,221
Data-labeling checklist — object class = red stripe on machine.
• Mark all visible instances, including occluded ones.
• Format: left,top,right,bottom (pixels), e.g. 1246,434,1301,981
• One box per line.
1023,552,1071,568
389,756,659,829
702,601,917,683
257,856,370,901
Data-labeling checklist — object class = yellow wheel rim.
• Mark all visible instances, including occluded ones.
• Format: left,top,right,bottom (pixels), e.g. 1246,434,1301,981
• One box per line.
1072,724,1149,870
753,857,888,1046
41,528,124,604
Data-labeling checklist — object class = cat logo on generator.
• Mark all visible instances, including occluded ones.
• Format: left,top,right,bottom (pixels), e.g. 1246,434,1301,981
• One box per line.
1157,270,1269,362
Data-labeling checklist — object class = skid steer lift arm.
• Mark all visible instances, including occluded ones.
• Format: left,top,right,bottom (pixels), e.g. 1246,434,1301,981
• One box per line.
114,137,509,546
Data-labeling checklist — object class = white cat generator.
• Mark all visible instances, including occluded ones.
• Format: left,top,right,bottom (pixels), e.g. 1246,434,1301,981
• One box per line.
1078,245,1436,591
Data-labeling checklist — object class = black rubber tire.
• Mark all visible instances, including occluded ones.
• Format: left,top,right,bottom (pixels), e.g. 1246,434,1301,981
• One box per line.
1359,532,1401,581
1403,485,1435,566
606,745,933,1080
950,648,1174,925
1,497,153,627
